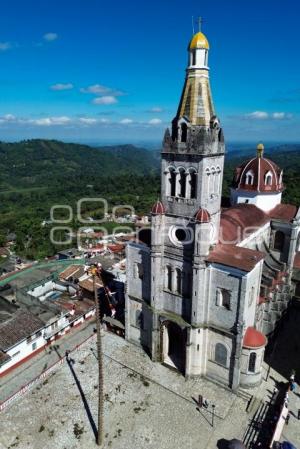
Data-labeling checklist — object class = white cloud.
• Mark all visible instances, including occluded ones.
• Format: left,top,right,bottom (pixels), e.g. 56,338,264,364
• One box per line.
93,96,118,105
31,116,71,126
43,33,58,42
79,117,98,125
120,118,133,124
246,111,269,120
149,107,163,113
0,42,11,51
148,118,162,125
2,114,16,121
80,84,125,96
244,110,293,121
50,83,74,91
272,112,293,120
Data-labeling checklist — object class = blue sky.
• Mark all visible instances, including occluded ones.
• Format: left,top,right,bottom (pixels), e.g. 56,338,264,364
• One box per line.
0,0,299,144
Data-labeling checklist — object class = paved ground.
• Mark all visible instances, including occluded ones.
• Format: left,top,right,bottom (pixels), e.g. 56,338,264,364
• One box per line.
0,318,96,402
0,332,250,449
1,304,300,449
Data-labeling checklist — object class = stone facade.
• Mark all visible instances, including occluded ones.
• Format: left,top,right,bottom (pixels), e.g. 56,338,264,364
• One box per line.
125,30,300,390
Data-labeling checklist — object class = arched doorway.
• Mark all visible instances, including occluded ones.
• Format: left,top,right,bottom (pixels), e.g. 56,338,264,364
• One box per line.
161,321,186,374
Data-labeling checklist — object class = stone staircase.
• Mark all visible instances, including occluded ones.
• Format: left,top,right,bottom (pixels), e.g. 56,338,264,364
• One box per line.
255,240,294,335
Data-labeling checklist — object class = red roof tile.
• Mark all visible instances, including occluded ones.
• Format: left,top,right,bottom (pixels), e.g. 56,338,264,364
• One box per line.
206,244,264,272
59,265,84,281
233,155,283,193
0,310,44,351
268,203,298,222
151,201,166,215
243,326,267,349
195,208,211,223
79,277,102,293
220,204,270,244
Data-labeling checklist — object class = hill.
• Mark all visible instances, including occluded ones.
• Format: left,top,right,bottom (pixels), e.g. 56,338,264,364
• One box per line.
0,140,160,259
0,139,299,260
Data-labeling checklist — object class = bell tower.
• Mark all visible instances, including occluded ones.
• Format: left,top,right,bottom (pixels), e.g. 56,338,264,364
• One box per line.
161,28,225,243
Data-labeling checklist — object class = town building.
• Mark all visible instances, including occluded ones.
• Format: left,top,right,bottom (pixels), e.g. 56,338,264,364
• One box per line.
125,30,300,390
0,253,126,376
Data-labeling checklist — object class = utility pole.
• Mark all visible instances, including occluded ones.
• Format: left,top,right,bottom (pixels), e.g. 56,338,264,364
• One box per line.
91,264,104,447
211,404,215,428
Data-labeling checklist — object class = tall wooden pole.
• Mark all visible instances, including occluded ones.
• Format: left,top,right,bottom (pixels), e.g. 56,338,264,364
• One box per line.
93,269,104,447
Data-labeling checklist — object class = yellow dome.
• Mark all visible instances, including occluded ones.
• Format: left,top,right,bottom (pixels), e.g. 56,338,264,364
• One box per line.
189,32,210,50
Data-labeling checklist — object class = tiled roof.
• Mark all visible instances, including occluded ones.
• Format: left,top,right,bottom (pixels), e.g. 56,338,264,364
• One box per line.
0,310,44,351
243,326,267,349
233,156,283,193
151,201,166,215
268,203,298,222
59,265,85,281
220,204,270,244
206,244,265,272
195,208,211,223
79,277,102,293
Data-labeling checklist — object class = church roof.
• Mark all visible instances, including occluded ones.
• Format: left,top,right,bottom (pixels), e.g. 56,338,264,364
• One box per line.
189,32,210,50
151,201,166,215
243,326,267,349
206,244,264,272
220,204,270,244
195,208,210,223
232,150,283,193
268,203,298,222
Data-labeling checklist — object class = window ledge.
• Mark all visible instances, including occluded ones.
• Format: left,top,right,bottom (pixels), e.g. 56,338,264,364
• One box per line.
209,359,229,370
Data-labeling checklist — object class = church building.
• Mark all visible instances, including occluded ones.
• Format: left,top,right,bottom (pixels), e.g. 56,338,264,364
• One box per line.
125,29,300,390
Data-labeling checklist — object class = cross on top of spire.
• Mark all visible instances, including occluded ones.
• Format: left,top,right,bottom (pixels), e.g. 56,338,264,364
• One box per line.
192,16,204,34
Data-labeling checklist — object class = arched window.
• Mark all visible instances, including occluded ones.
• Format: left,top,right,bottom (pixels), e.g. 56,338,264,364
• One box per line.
178,168,186,198
273,230,285,251
265,171,272,186
167,167,176,197
216,288,231,310
192,50,196,66
205,167,211,194
210,166,216,193
166,265,172,291
215,343,228,367
213,166,221,194
248,352,256,373
189,168,197,199
175,268,182,294
181,123,188,143
245,171,254,185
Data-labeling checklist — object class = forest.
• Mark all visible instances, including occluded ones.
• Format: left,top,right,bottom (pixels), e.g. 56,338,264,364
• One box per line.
0,139,299,260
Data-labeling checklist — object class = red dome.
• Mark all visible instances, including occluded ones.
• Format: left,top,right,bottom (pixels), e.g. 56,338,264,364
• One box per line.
195,208,211,223
151,201,166,215
243,327,267,349
233,152,283,193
